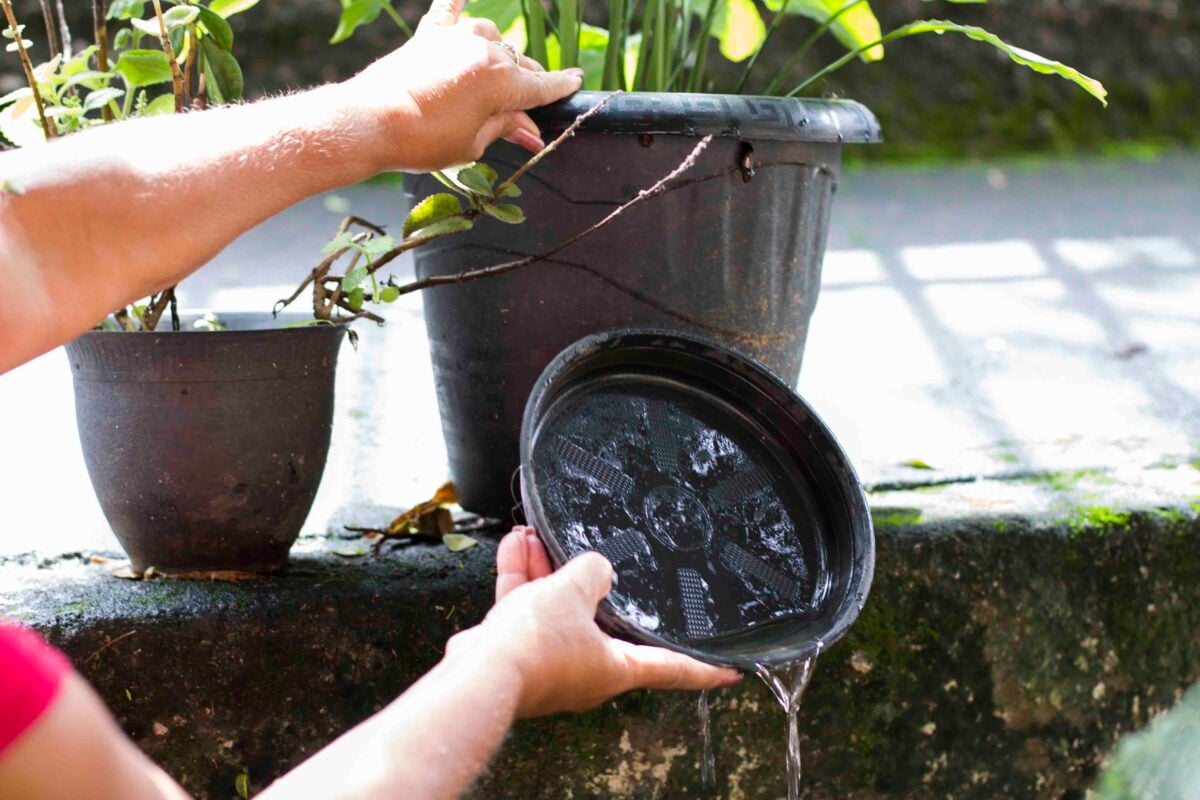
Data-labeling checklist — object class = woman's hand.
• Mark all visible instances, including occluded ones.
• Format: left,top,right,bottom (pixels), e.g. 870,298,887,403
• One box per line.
337,0,584,173
447,527,742,718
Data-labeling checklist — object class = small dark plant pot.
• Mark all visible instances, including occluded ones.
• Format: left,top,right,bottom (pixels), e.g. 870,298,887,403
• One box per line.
64,313,346,573
408,91,881,514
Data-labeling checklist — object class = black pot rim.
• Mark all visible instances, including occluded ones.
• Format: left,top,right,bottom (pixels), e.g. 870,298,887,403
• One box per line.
78,310,349,338
520,327,876,668
529,90,883,145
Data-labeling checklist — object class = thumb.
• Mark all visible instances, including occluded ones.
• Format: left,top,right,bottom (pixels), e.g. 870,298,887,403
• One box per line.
549,551,614,607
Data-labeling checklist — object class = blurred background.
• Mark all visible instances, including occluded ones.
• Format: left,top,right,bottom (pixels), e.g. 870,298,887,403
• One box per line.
4,0,1196,161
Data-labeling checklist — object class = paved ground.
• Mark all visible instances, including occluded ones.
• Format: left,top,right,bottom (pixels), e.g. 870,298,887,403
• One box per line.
3,153,1198,557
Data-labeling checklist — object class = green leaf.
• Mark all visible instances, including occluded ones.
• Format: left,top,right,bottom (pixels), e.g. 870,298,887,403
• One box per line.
0,179,25,195
83,87,124,112
107,0,146,20
129,17,162,36
61,46,99,80
403,192,464,238
163,6,201,29
463,0,523,32
330,0,382,45
196,6,234,51
379,286,400,303
347,287,365,310
474,162,499,185
408,216,473,240
886,19,1107,105
543,25,609,89
115,49,173,87
112,28,134,50
456,166,493,195
901,459,935,470
209,0,262,18
142,93,176,115
63,70,114,91
503,183,521,198
443,533,479,552
361,235,397,260
321,231,357,255
710,0,766,62
483,203,525,224
200,36,244,103
765,0,884,62
235,771,250,800
343,265,368,292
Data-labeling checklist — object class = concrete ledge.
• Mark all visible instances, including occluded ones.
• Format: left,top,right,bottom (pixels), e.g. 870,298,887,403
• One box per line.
5,467,1198,799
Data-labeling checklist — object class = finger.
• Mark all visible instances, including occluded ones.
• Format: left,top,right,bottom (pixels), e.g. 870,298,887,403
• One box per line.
551,550,614,606
519,54,545,72
524,529,553,580
615,641,743,691
508,68,584,112
501,110,545,153
495,528,530,603
462,17,502,40
419,0,465,29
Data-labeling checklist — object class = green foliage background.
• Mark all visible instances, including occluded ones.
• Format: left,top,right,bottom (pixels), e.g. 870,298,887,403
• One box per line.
2,0,1194,161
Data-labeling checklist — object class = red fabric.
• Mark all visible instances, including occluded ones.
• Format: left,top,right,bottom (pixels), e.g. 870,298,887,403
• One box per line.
0,624,70,755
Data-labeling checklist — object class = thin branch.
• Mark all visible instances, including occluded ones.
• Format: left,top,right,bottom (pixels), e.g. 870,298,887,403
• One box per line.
149,0,185,113
0,0,55,140
492,92,618,200
54,0,69,59
37,0,59,60
390,135,713,298
93,0,110,121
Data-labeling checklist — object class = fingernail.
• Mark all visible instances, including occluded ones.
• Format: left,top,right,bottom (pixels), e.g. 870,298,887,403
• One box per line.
511,127,545,154
719,671,744,687
566,67,585,80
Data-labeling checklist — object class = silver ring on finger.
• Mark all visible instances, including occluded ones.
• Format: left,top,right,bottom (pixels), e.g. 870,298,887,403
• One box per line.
493,40,521,66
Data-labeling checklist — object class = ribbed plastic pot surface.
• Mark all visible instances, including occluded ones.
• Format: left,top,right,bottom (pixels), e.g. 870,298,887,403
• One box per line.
65,313,346,573
409,91,881,514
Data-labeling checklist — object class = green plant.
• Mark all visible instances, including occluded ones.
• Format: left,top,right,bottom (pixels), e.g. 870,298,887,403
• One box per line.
330,0,1106,105
0,0,259,331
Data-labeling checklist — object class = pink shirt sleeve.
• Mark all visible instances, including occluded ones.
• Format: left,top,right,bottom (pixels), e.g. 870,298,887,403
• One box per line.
0,623,70,755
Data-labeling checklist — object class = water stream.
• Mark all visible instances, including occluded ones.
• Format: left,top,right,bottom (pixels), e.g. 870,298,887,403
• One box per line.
698,689,716,789
755,653,820,800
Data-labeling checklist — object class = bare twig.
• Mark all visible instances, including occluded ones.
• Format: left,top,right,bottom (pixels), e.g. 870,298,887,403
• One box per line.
85,629,136,663
0,0,55,140
141,286,178,331
93,0,110,121
149,0,184,113
53,0,68,59
389,135,714,298
492,92,619,200
37,0,59,60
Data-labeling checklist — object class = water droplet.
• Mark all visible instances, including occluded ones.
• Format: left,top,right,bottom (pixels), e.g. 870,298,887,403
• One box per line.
698,690,716,790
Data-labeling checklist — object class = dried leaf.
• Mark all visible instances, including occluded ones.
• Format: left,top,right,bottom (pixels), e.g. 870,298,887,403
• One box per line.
385,481,458,534
443,533,479,552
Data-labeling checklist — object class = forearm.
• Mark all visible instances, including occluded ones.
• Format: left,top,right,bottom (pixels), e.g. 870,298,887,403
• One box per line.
261,642,523,800
0,85,388,372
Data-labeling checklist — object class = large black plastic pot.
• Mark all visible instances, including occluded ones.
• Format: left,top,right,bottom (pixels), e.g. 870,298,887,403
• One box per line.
409,91,881,514
64,313,346,573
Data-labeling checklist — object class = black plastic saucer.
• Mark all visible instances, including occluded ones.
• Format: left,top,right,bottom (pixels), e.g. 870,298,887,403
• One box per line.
520,328,874,669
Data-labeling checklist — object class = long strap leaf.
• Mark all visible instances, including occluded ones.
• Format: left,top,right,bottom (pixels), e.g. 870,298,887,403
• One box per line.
763,0,864,96
522,0,549,67
786,18,1108,105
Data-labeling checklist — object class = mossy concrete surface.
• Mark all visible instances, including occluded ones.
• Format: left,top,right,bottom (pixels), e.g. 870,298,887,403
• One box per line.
3,467,1198,799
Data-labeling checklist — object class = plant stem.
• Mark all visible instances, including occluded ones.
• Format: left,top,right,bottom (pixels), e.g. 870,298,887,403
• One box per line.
492,92,616,200
93,0,111,121
522,0,548,68
632,0,653,90
54,0,69,58
556,0,578,68
651,0,666,90
601,0,625,89
685,0,718,92
149,0,184,113
37,0,59,60
379,0,413,38
0,0,55,140
764,0,864,96
734,0,794,94
785,24,901,97
386,135,713,300
183,23,197,104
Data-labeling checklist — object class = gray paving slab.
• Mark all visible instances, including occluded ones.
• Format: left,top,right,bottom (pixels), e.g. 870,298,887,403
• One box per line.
2,154,1198,558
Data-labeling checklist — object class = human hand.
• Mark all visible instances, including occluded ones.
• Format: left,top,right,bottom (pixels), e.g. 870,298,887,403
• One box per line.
336,0,583,173
446,526,742,718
